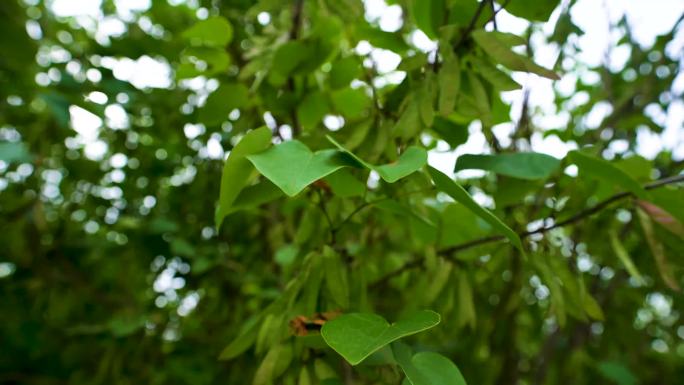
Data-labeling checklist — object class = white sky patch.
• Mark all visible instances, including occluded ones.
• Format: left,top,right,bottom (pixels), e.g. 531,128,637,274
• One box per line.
364,0,403,32
50,0,102,18
410,30,437,53
101,55,172,89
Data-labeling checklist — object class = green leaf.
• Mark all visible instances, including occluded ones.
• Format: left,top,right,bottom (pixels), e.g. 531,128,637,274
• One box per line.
253,343,293,385
637,207,680,291
327,135,427,183
393,97,423,140
324,169,366,198
183,16,233,47
505,0,560,22
199,83,249,126
321,310,441,365
272,41,309,77
430,116,468,148
455,152,561,180
219,317,261,360
331,87,371,118
228,180,283,214
438,55,461,116
247,140,355,197
297,91,330,131
411,0,445,40
216,127,272,228
567,150,649,199
596,361,637,385
609,231,645,285
428,166,523,251
403,353,467,385
471,30,559,80
466,73,492,127
472,57,522,91
0,142,32,164
329,57,362,89
323,246,349,309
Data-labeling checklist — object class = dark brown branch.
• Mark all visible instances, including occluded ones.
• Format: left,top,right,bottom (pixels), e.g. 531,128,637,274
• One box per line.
453,0,489,52
371,174,684,286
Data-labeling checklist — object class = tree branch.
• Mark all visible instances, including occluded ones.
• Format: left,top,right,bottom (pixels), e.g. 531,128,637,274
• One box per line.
371,174,684,286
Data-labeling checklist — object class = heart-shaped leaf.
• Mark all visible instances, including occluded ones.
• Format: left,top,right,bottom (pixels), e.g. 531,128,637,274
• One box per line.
247,140,355,197
215,127,272,229
321,310,440,365
394,343,467,385
455,152,560,180
327,135,427,183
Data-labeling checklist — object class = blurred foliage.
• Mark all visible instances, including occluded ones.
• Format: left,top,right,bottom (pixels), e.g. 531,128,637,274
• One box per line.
1,0,683,384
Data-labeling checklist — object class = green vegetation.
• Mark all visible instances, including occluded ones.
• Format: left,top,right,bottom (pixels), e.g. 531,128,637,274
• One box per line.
1,0,683,384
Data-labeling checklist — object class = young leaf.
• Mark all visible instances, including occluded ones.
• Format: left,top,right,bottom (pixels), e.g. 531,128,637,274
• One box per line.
219,317,261,360
216,127,272,228
253,343,293,385
637,208,680,291
428,166,523,251
455,152,561,180
247,140,355,197
471,30,559,80
228,180,283,215
327,135,427,183
323,246,350,309
321,310,441,365
567,150,649,199
608,231,645,285
438,54,461,116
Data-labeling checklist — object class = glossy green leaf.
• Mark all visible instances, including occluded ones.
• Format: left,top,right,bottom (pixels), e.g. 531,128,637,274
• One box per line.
327,135,427,183
247,140,354,197
216,127,272,228
428,166,523,251
455,152,561,180
567,150,649,199
321,310,441,365
471,30,559,80
183,16,233,47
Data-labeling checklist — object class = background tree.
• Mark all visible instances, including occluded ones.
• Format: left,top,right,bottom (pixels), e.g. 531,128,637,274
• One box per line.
1,0,683,384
